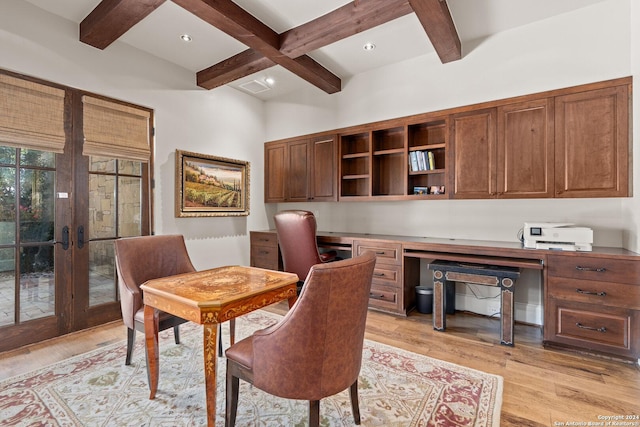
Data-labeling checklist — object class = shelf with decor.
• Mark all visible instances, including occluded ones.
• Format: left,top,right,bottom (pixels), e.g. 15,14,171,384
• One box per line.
407,118,448,198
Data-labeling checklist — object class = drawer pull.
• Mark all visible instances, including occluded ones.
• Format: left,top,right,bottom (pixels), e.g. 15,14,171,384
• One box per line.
575,266,607,273
375,251,386,255
576,288,606,297
373,272,385,277
369,293,385,299
575,323,607,333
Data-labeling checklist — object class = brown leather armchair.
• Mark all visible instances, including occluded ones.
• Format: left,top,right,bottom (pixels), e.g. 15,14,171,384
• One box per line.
224,251,376,427
114,234,234,366
274,210,336,290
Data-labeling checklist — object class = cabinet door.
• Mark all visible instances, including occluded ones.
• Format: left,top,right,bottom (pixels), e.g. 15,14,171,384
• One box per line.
286,139,311,202
451,108,497,198
264,142,287,202
311,135,337,201
554,85,629,198
497,99,554,198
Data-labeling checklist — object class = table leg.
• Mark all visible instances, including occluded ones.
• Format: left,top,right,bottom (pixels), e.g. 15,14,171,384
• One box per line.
287,294,298,309
500,286,515,346
203,323,219,427
433,271,446,331
143,305,159,399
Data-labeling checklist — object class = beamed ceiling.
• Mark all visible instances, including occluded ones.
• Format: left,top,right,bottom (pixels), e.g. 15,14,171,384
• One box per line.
78,0,460,95
22,0,610,100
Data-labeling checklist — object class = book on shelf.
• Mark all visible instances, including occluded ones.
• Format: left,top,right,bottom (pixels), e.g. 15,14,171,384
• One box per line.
427,151,435,170
409,151,419,172
417,151,426,171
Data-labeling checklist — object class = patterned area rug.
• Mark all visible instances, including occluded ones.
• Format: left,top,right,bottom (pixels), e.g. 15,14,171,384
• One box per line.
0,310,502,426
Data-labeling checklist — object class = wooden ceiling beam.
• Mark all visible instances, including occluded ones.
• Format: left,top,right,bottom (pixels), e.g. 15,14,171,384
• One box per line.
173,0,341,93
197,49,274,90
80,0,167,50
279,0,414,59
408,0,461,63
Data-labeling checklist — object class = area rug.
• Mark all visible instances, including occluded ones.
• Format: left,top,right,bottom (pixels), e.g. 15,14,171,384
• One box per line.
0,310,502,426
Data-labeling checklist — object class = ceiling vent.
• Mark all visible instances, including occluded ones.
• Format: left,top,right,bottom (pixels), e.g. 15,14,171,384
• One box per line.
239,79,271,94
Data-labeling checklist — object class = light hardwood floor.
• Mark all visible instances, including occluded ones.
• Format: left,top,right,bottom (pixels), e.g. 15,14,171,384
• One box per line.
1,306,639,426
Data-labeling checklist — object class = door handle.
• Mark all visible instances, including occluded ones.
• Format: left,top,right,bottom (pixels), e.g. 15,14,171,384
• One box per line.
61,226,69,250
77,225,85,249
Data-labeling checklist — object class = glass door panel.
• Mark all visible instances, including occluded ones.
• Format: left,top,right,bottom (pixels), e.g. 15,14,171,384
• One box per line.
0,147,59,328
88,157,143,307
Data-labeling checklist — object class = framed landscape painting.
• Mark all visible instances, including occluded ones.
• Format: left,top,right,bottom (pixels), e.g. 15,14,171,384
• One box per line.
175,150,250,217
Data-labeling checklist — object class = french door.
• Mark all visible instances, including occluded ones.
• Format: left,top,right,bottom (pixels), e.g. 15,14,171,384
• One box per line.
0,91,151,352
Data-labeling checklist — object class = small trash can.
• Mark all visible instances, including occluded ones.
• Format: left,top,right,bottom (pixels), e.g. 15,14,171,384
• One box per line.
415,286,433,314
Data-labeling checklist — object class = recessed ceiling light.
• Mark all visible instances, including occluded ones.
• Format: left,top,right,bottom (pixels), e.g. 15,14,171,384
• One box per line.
363,42,376,51
264,77,275,86
180,34,193,42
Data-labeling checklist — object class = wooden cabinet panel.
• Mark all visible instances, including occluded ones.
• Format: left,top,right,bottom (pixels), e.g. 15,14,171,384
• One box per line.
547,298,638,358
554,85,629,197
264,142,286,203
451,108,497,198
311,135,337,201
287,139,311,202
548,254,640,286
264,135,337,203
497,99,554,198
548,277,640,310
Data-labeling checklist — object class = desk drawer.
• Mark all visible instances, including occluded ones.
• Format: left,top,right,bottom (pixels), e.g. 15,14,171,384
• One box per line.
548,277,640,310
250,231,278,247
549,298,634,354
372,265,400,288
355,240,402,265
548,255,640,285
368,283,401,313
250,243,280,270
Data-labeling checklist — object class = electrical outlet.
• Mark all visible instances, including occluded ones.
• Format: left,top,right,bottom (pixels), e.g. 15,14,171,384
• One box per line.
487,301,501,315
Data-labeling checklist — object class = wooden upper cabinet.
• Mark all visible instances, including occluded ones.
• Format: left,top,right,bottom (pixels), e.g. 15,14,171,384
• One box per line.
451,108,497,199
265,142,286,203
310,135,337,201
265,77,631,202
286,138,311,202
554,85,629,198
264,135,337,203
497,98,554,198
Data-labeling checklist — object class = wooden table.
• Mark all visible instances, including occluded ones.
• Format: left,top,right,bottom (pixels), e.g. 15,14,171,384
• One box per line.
141,265,299,427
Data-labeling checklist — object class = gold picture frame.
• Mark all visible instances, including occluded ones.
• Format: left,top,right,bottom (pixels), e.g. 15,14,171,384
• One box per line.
175,150,250,217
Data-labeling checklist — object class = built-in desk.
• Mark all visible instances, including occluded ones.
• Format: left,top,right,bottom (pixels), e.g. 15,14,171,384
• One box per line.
250,230,640,361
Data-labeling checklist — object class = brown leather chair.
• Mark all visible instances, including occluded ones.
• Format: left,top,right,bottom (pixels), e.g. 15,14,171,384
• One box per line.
114,234,234,366
224,251,376,427
274,210,336,290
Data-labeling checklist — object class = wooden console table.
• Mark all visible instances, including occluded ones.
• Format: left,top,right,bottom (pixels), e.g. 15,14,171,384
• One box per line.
250,230,640,361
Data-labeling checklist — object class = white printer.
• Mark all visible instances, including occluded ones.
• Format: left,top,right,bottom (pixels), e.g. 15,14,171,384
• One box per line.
523,222,593,251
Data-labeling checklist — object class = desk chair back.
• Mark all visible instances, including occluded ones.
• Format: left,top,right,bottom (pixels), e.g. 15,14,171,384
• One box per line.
274,210,334,284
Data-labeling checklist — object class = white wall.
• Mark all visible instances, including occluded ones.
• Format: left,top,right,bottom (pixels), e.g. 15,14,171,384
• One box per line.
264,0,637,324
0,0,269,269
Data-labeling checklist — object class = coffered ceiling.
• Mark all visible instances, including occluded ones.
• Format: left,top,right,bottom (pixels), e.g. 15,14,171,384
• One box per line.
22,0,607,100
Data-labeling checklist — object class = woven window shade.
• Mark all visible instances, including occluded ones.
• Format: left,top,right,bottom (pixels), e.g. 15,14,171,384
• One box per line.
82,96,151,162
0,74,66,153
